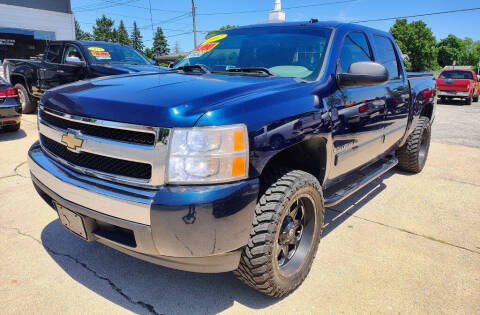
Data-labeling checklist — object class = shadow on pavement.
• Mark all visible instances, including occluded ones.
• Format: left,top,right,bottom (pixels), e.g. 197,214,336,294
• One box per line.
40,168,403,314
436,98,473,106
0,128,26,141
323,169,397,237
41,221,278,315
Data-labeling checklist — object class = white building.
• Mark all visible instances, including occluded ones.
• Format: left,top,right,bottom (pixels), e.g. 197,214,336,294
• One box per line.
268,0,286,22
0,0,75,61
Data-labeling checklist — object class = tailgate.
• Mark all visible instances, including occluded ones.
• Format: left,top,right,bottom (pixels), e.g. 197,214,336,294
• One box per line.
437,78,471,91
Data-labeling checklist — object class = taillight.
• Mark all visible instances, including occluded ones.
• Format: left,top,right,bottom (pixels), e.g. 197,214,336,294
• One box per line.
0,87,18,98
422,89,433,99
359,104,369,113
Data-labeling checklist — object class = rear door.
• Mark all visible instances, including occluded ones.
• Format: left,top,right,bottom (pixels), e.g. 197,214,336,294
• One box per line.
57,44,87,86
39,44,64,90
371,34,409,149
330,31,387,178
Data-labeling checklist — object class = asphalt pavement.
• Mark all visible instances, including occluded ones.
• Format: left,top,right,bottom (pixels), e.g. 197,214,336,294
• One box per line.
0,100,479,314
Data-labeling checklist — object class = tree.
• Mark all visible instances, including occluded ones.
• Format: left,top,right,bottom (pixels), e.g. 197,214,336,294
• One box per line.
93,15,115,42
115,20,130,45
143,47,154,59
390,19,438,71
74,19,93,40
152,27,169,56
205,25,237,39
130,21,144,51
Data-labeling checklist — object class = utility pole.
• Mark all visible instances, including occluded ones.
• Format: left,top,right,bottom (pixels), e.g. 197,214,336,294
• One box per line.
191,0,197,48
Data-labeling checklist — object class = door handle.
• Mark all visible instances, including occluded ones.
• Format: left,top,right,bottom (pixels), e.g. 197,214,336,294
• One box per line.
57,70,64,73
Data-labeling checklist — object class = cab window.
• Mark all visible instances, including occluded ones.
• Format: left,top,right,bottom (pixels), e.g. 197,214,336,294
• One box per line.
373,35,400,80
63,46,83,63
45,45,64,64
338,32,372,73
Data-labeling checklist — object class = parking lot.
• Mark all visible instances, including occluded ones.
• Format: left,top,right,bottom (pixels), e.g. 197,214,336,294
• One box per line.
1,100,479,314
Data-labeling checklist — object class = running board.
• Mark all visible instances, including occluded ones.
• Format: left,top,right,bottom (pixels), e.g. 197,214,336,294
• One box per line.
324,157,398,207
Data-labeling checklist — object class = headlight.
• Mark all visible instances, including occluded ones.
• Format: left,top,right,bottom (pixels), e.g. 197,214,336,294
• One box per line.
166,124,249,184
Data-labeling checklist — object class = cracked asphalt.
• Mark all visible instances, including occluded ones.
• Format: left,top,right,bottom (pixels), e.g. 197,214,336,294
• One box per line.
1,100,479,314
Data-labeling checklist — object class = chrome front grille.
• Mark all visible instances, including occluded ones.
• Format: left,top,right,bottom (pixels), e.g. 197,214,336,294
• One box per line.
37,106,169,187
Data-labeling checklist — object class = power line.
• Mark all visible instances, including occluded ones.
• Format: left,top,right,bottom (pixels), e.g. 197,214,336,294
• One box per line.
196,0,358,16
351,7,480,23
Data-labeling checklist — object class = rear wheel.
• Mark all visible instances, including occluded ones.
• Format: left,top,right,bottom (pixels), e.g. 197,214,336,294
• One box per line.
15,83,36,114
234,169,324,297
396,117,431,173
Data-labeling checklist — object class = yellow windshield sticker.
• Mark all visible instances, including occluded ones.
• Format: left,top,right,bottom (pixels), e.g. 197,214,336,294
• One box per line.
204,34,227,44
88,47,105,52
190,34,227,57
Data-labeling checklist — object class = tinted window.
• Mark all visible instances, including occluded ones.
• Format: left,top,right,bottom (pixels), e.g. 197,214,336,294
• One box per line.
439,71,474,80
339,32,372,73
373,35,400,80
45,45,63,63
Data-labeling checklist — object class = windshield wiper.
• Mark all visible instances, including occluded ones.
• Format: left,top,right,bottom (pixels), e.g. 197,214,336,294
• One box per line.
225,67,275,76
176,64,211,74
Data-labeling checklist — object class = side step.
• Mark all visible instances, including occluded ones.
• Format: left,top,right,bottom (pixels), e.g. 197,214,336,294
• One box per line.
324,157,398,207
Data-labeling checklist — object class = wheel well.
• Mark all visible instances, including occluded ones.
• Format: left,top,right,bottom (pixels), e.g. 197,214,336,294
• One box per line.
260,137,327,185
9,75,28,91
421,102,433,120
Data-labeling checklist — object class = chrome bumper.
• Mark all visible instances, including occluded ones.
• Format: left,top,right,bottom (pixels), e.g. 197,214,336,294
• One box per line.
438,91,470,97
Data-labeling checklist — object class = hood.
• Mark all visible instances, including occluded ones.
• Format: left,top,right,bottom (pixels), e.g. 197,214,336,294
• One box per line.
42,72,298,127
90,63,169,75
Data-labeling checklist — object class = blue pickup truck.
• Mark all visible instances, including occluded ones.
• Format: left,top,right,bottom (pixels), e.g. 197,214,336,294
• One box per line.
28,21,435,297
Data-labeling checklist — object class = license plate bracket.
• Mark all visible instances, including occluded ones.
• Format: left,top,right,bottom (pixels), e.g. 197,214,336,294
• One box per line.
55,202,88,240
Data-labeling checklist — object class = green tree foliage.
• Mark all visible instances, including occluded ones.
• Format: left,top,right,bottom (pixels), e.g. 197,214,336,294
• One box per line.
152,27,170,56
206,25,238,39
143,47,154,59
390,19,438,71
130,21,144,51
74,19,93,40
116,20,130,45
93,15,115,42
436,35,480,68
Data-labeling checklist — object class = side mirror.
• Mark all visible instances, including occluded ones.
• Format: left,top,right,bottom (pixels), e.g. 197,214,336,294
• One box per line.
65,56,86,67
168,61,175,68
337,61,389,87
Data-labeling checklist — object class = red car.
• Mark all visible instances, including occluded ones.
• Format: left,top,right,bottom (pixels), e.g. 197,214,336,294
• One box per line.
436,69,480,105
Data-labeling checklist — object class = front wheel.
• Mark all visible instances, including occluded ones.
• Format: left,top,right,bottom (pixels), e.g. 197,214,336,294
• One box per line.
234,169,324,297
473,95,479,103
396,117,431,173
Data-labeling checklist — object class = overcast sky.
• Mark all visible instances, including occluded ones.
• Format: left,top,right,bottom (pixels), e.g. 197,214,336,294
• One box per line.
72,0,480,53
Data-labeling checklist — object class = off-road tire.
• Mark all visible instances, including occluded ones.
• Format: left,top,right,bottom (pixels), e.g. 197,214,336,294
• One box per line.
4,122,20,132
396,117,431,173
14,83,36,114
233,169,324,297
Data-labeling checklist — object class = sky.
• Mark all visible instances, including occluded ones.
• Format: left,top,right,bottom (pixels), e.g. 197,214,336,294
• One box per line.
72,0,480,53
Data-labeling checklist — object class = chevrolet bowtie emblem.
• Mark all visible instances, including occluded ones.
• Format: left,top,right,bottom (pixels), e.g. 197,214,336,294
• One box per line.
61,131,84,151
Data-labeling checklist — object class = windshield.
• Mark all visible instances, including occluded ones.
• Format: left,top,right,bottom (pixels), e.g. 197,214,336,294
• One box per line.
440,70,474,80
175,27,332,81
84,43,150,65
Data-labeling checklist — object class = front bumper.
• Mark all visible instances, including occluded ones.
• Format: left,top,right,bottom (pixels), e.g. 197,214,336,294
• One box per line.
437,90,470,97
29,142,259,273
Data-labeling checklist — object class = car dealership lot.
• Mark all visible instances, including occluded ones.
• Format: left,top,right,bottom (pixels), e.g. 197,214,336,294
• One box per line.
1,101,479,315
